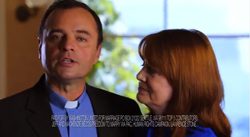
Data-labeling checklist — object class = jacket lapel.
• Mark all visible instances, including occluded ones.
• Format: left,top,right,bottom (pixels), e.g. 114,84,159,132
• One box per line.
26,76,61,137
86,84,112,137
86,84,131,137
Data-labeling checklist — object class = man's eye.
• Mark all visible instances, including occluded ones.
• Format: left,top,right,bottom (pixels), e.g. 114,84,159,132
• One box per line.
76,36,86,42
47,33,63,42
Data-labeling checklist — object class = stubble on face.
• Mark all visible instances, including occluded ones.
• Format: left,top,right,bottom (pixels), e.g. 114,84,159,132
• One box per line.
39,8,101,96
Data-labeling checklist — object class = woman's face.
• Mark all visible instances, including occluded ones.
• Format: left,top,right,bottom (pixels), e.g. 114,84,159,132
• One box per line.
136,62,173,114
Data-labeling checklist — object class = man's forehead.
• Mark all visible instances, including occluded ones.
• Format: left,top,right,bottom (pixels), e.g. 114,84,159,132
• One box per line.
43,28,91,36
44,8,97,31
45,8,94,23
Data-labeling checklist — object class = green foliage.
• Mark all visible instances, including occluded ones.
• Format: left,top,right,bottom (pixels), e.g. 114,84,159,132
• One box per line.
81,0,148,114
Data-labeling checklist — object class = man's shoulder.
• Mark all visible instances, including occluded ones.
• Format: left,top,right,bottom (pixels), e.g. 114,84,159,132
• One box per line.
86,84,135,103
86,84,141,114
1,75,44,103
0,89,35,122
0,75,47,109
0,88,33,110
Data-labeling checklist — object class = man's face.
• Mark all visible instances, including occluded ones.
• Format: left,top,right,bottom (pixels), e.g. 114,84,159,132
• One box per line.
39,8,101,82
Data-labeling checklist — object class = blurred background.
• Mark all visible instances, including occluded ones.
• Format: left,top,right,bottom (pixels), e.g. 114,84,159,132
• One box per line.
0,0,249,136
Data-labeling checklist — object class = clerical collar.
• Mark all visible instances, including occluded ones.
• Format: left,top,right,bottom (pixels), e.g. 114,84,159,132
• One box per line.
65,100,78,109
48,85,86,110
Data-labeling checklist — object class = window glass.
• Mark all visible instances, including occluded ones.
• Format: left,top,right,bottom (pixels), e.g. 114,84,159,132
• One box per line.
110,0,164,35
88,0,250,136
168,0,250,34
211,38,249,136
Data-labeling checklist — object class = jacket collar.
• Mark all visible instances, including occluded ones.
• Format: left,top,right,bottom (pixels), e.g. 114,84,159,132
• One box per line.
26,75,115,137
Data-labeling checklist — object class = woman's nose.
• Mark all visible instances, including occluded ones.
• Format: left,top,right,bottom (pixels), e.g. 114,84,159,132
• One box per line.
136,68,146,82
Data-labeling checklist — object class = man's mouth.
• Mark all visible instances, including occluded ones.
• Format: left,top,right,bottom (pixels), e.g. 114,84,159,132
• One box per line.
62,58,75,63
59,57,77,67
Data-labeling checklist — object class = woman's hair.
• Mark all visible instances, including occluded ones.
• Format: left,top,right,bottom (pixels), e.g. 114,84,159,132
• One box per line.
138,29,231,137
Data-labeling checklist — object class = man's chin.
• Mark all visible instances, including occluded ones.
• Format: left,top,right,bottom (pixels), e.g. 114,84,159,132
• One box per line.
48,73,85,83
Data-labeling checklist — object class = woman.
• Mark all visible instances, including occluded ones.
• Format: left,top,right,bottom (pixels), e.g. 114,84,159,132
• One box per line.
136,29,231,137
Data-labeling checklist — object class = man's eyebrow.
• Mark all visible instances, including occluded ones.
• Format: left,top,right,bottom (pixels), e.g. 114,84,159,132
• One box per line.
48,29,64,34
76,30,91,36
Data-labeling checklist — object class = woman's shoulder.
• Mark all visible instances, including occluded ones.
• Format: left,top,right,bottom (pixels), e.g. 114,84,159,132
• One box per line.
186,125,217,137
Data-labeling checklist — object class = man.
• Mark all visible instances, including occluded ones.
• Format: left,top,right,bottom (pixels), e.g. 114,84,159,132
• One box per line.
0,1,141,137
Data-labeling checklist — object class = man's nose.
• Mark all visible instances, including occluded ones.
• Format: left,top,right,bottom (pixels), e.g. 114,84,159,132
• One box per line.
62,37,76,51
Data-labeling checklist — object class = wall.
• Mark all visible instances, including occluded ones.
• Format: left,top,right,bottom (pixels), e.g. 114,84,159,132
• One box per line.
0,0,6,99
5,0,44,97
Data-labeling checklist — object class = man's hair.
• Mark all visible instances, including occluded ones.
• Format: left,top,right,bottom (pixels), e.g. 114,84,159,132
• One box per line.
38,0,103,45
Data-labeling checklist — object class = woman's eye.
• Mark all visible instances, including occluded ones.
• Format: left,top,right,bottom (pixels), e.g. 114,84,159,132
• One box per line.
146,66,156,74
143,63,157,75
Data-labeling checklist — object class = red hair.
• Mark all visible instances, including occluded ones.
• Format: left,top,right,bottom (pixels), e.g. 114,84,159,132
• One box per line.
139,29,231,137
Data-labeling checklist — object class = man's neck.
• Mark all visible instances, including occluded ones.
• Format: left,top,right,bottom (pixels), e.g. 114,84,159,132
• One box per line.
47,78,86,101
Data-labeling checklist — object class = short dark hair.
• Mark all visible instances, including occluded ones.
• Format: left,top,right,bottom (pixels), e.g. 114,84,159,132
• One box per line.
38,0,103,45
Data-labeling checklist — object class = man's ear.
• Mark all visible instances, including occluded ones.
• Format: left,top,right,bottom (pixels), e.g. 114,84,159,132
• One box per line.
94,44,102,64
38,37,42,59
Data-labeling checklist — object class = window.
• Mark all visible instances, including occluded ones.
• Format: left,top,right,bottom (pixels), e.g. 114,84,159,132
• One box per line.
84,0,250,136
